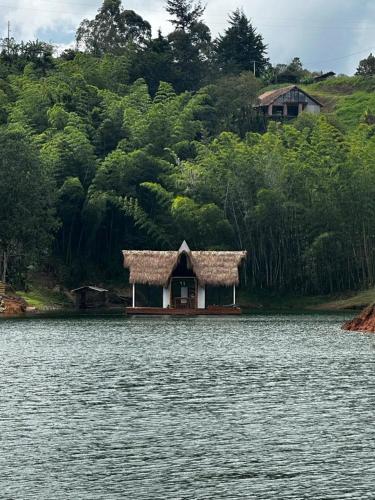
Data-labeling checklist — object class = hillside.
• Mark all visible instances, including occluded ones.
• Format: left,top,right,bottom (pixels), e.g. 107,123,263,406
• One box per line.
259,76,375,129
305,76,375,128
1,62,375,297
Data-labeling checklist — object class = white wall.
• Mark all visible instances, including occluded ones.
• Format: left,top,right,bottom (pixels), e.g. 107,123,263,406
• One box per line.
197,285,206,309
305,104,321,114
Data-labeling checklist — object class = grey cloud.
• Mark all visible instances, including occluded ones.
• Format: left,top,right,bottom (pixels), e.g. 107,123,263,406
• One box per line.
1,0,374,74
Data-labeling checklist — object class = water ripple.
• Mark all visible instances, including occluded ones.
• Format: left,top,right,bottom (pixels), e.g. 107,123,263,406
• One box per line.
0,314,374,499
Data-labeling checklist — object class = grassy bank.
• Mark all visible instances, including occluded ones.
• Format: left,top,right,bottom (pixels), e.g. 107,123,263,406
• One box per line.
16,285,71,311
306,76,375,129
239,288,375,312
12,278,375,313
310,289,375,311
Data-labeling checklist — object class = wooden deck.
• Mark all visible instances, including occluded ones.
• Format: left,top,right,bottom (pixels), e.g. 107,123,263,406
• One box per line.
126,306,242,316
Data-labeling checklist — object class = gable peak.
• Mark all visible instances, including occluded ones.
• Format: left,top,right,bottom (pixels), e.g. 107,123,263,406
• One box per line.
178,240,191,253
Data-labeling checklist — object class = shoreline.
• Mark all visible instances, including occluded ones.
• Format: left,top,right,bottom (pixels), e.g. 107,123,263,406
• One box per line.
0,304,367,319
2,284,374,319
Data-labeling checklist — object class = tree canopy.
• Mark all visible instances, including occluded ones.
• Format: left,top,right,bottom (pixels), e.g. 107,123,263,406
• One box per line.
76,0,152,56
166,0,206,30
356,53,375,77
0,128,57,283
216,10,268,76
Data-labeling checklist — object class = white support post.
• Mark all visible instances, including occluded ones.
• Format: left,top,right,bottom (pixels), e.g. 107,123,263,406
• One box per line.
233,285,236,306
197,285,206,309
132,283,136,308
163,284,171,309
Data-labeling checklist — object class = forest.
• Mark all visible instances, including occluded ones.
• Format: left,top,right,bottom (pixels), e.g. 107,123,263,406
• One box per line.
1,0,375,295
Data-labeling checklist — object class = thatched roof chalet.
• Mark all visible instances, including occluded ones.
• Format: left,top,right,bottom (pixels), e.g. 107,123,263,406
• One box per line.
123,242,247,287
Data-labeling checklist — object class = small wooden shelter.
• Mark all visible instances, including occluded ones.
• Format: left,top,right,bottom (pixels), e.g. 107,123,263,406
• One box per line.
123,241,247,315
256,85,323,118
71,286,109,310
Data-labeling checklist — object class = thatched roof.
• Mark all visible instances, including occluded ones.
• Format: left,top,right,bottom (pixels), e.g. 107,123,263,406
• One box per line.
123,251,178,287
123,244,247,287
190,251,247,287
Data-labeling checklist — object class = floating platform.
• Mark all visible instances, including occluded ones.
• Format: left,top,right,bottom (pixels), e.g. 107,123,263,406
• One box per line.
126,306,242,316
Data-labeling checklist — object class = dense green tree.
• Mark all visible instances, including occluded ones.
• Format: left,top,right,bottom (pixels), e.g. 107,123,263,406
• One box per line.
0,87,8,124
0,129,57,283
215,10,268,76
0,38,54,74
128,31,176,95
269,57,310,84
168,25,213,91
58,52,131,93
208,72,262,136
121,79,213,154
166,0,205,30
76,0,151,56
84,150,170,261
8,79,52,133
166,0,213,91
93,89,128,155
356,53,375,76
57,177,86,265
171,196,233,247
41,123,97,188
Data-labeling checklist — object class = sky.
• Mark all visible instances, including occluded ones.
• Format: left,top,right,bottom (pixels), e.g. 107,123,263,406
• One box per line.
1,0,375,74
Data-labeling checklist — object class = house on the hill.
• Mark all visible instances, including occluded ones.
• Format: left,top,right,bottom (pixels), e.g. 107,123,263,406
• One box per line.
256,85,323,118
313,71,336,83
123,241,247,315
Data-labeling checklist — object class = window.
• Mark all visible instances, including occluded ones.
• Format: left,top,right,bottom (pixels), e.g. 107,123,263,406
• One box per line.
273,106,284,116
288,105,299,117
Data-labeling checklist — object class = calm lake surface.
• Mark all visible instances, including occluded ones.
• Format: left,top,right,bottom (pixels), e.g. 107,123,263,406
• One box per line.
0,313,374,499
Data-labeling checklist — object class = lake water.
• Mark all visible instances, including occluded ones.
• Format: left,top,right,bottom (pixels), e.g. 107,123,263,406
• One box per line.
0,313,374,499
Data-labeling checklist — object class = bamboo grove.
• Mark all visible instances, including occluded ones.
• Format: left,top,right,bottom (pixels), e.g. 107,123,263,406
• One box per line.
1,0,375,295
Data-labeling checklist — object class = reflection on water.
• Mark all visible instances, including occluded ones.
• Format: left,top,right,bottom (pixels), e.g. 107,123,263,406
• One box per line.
0,314,374,499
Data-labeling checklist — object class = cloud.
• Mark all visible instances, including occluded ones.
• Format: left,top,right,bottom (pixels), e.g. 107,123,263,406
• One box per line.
1,0,98,44
203,0,375,73
1,0,374,74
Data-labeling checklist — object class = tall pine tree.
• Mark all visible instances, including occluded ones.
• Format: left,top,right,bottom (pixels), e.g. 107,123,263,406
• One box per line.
165,0,212,91
216,10,268,76
165,0,205,30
